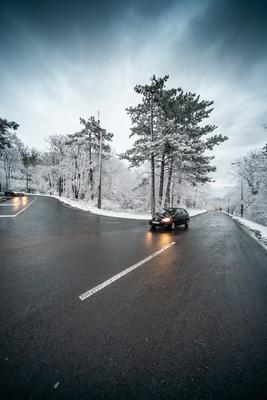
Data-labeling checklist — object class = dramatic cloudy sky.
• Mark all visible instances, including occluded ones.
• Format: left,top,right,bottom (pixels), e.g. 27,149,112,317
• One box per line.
1,0,267,196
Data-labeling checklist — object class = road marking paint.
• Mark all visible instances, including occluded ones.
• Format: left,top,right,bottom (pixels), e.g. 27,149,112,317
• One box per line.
0,198,37,218
0,204,13,206
79,241,176,301
13,198,37,217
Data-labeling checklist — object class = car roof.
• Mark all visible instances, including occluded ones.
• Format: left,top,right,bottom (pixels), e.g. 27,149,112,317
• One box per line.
156,207,176,214
156,207,188,213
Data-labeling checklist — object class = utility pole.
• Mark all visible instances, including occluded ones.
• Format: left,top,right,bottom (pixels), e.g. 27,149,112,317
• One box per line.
88,122,93,200
240,173,244,218
89,112,103,209
97,111,103,209
232,161,244,218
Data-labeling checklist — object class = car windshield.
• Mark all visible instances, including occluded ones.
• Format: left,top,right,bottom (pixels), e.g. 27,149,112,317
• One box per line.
156,208,170,217
165,208,176,215
155,208,176,217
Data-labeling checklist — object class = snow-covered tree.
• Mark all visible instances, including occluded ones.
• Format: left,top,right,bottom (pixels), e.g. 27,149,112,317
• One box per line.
121,75,169,216
20,147,39,192
230,145,267,225
0,118,19,151
0,130,23,190
121,76,227,213
0,118,21,190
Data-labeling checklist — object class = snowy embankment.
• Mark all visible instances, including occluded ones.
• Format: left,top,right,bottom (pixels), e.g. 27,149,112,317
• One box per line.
223,211,267,250
46,195,206,220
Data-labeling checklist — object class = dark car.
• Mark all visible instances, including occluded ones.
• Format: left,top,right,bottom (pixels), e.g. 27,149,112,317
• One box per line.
4,189,25,197
149,207,189,231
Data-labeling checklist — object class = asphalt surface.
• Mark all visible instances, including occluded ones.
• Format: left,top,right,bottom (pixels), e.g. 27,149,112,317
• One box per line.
0,196,267,400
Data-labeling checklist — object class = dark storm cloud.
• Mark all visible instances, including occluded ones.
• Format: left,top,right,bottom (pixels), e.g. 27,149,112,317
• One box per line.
189,0,267,65
2,0,267,67
0,0,180,69
1,0,266,197
0,0,177,42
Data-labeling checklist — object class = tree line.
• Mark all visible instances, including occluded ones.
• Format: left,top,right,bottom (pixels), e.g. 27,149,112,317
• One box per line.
120,75,228,215
0,75,228,213
231,143,267,225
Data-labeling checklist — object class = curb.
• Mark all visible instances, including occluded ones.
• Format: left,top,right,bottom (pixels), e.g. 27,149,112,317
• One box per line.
223,212,267,250
236,219,267,248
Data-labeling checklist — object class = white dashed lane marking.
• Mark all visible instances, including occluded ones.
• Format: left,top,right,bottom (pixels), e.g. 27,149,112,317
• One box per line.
0,198,37,218
79,241,176,301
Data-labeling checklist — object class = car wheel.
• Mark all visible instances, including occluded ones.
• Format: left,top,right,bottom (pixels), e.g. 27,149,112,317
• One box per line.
185,220,189,229
171,222,175,231
150,225,156,231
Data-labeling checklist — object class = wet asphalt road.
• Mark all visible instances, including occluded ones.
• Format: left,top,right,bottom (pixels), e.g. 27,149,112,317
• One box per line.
0,196,267,400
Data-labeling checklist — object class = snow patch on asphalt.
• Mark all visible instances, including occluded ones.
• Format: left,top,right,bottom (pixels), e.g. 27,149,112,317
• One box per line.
223,211,267,250
187,209,207,218
34,194,207,220
57,197,150,220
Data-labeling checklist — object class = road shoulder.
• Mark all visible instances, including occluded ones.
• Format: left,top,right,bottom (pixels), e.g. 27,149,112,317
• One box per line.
47,195,207,221
222,211,267,251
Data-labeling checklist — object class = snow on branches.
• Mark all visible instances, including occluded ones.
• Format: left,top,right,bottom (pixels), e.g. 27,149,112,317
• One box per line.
120,75,228,213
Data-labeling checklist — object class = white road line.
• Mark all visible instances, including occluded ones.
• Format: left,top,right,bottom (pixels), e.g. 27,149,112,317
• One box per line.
79,241,176,301
0,204,13,206
13,198,37,217
0,198,37,218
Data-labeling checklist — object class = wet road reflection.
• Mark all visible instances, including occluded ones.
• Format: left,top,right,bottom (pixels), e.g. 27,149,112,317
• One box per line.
145,230,174,246
0,196,32,216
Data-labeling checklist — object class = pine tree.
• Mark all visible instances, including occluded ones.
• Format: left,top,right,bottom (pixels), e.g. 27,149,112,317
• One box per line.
0,118,19,151
120,75,169,216
21,147,39,192
162,90,227,206
121,76,228,211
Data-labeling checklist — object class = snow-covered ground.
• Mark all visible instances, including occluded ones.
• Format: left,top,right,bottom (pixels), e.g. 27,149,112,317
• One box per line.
45,195,207,220
187,208,207,217
223,211,267,249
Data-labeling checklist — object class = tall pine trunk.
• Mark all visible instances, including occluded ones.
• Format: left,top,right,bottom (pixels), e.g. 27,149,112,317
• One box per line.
58,176,63,197
4,160,9,189
5,170,9,189
151,154,155,215
89,167,94,200
158,152,165,207
26,168,29,192
48,174,52,195
72,156,79,199
150,95,155,217
171,182,175,207
88,130,94,200
164,157,173,207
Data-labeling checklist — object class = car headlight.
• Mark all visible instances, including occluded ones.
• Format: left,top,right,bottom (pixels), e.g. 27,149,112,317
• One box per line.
162,217,171,223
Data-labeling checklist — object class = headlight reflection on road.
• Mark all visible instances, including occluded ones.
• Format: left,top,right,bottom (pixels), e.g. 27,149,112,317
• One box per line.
145,231,173,247
145,231,153,243
158,233,173,246
12,197,20,210
11,196,28,210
